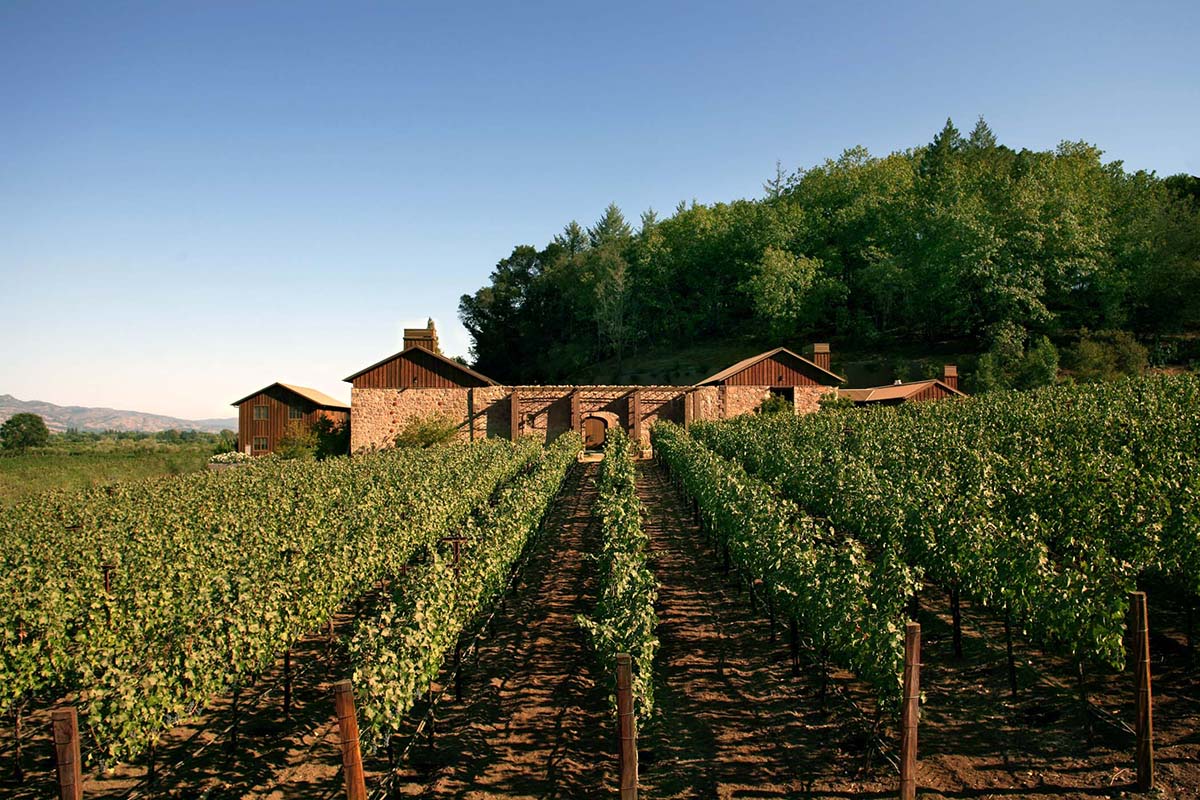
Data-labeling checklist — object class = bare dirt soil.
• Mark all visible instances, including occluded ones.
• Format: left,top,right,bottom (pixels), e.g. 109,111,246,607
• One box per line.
379,459,614,797
643,458,1200,800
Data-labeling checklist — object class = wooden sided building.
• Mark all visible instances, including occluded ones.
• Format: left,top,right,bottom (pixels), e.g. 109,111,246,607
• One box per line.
343,328,850,452
838,365,965,406
233,382,350,455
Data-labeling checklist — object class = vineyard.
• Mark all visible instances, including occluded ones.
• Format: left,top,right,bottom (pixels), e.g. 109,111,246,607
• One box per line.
3,376,1199,798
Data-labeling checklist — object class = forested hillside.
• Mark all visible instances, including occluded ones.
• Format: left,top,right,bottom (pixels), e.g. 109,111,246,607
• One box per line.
459,119,1200,388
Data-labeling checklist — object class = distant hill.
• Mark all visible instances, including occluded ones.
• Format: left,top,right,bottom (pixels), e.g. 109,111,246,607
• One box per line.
0,394,236,434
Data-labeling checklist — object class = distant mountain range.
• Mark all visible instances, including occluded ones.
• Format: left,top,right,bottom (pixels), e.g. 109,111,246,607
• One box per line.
0,394,236,434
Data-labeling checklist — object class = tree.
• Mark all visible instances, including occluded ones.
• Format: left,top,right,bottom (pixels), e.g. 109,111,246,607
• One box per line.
965,116,998,150
311,417,350,459
743,247,820,339
588,203,632,247
763,160,788,199
0,413,51,451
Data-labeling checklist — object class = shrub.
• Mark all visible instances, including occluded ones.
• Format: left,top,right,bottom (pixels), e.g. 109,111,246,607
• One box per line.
394,413,459,448
1067,329,1149,383
757,394,793,415
818,391,855,411
209,451,254,464
276,421,318,460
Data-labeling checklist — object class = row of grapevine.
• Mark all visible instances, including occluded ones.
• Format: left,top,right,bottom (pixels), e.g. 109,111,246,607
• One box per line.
0,437,541,762
577,428,659,722
651,421,917,711
350,431,583,753
690,375,1200,670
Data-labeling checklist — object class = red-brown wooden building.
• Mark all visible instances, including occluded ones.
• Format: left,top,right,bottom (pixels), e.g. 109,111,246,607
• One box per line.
232,382,350,455
838,365,965,406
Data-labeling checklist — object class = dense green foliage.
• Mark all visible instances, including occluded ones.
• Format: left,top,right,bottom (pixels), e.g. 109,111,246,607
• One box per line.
652,421,916,711
460,120,1200,384
351,432,581,752
691,375,1200,671
0,413,51,451
577,428,658,722
0,438,539,762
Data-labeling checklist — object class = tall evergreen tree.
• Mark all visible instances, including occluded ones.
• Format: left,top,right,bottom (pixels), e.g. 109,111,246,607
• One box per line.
588,203,632,247
966,116,998,150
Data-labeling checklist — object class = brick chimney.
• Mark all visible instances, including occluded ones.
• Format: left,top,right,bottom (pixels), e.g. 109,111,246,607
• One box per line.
811,343,831,372
942,364,958,390
403,319,439,353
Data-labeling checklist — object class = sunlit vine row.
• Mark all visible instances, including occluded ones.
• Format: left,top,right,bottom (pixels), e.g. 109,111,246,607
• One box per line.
652,421,916,711
691,374,1200,669
350,432,581,753
577,428,659,722
0,437,540,762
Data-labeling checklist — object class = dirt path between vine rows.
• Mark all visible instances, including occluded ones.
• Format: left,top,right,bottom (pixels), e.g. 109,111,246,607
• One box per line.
639,458,1200,800
385,458,614,797
635,460,895,799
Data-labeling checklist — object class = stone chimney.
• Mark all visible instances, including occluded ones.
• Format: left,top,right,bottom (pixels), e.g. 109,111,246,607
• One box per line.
403,319,440,353
942,364,958,391
812,343,831,372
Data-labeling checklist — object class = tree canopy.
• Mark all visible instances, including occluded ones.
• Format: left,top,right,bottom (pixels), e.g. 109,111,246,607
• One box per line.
459,119,1200,383
1,413,51,451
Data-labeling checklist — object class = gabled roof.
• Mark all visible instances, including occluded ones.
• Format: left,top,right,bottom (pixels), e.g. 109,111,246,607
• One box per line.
232,382,350,409
342,346,499,386
696,347,845,386
839,379,966,403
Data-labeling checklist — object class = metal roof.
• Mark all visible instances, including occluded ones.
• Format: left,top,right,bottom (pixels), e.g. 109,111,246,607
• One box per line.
232,382,351,409
695,347,845,385
838,379,966,402
342,346,500,386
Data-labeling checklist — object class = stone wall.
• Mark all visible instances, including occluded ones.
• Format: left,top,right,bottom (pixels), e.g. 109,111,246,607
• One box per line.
723,385,771,418
794,386,827,416
351,387,472,452
350,382,830,453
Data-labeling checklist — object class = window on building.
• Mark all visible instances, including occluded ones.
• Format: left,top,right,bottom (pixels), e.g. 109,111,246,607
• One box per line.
289,405,303,420
253,405,269,420
253,437,269,451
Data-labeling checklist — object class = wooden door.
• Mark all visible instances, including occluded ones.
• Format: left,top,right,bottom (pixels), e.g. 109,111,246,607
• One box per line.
583,416,607,449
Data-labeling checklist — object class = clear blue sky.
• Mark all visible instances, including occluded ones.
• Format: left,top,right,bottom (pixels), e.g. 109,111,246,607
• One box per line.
2,1,1197,419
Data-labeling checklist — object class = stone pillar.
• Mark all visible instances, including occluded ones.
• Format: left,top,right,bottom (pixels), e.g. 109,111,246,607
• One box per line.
570,389,581,433
629,390,642,442
510,389,521,441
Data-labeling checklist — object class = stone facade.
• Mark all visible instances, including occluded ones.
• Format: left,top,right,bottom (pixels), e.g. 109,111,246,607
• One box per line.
350,382,835,453
794,386,826,415
350,386,471,452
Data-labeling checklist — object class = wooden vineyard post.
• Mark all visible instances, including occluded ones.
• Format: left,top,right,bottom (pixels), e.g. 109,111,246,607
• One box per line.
283,648,292,720
333,680,367,800
51,707,82,800
950,586,962,659
899,622,921,800
1131,591,1154,792
616,653,638,800
1003,611,1018,697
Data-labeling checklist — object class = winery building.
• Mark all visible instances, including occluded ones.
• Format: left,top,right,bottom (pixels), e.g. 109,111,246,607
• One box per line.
234,320,966,455
343,321,848,452
233,382,350,455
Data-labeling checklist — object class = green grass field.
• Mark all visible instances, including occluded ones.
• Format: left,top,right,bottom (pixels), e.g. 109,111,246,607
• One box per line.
0,443,213,505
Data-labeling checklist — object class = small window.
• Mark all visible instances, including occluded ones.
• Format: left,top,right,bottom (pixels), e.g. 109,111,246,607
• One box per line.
253,405,269,420
253,436,269,451
289,405,303,420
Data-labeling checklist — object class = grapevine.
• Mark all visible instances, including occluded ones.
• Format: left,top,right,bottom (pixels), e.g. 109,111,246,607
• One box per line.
577,428,659,722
